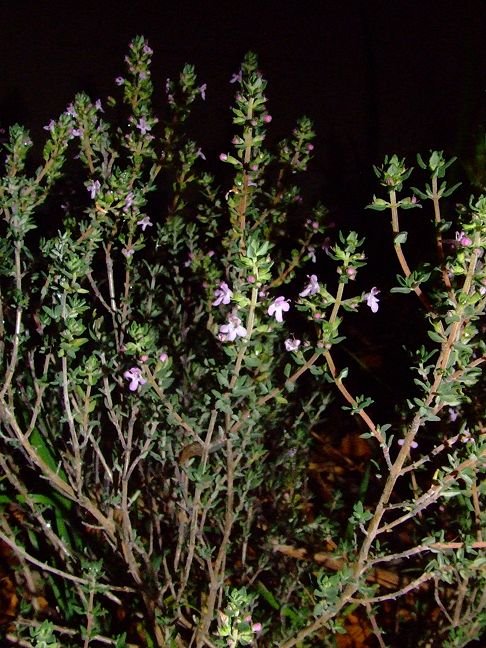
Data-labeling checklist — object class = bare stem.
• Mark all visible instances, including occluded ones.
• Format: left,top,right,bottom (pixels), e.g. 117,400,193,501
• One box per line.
389,189,434,312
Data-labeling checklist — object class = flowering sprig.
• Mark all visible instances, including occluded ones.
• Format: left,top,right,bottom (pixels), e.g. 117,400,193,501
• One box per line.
164,63,205,127
372,153,413,192
278,115,316,172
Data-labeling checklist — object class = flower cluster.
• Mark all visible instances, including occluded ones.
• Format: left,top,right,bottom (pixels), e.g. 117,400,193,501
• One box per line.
218,313,247,342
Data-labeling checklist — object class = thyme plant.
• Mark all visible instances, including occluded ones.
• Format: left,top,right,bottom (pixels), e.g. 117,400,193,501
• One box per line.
0,37,484,647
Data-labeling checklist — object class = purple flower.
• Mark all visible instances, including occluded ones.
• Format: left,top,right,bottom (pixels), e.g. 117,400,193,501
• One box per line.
398,438,418,449
137,216,153,231
213,282,233,306
268,296,290,322
307,246,317,263
143,44,153,55
455,231,472,247
196,147,206,160
218,313,247,342
199,83,207,100
94,99,103,112
219,153,228,162
123,367,146,392
66,103,77,117
448,408,459,422
43,119,56,132
115,76,125,86
87,180,101,199
70,127,83,138
230,70,243,84
285,338,301,352
364,287,380,313
159,352,168,362
124,192,135,211
122,248,134,258
299,274,319,298
136,117,151,134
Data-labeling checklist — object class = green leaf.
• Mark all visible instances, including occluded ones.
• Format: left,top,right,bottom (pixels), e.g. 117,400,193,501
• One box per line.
256,581,280,610
441,182,461,198
394,231,408,245
427,330,445,343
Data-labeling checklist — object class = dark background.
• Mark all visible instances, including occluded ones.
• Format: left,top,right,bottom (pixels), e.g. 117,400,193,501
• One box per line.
1,0,485,208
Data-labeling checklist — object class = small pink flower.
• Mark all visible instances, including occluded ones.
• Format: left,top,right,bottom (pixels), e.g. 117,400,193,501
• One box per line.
212,282,233,306
252,622,262,633
398,439,418,449
455,231,472,247
136,117,151,134
364,287,380,313
263,114,272,123
198,83,207,100
122,248,134,258
124,192,134,211
448,408,459,422
306,143,314,151
115,76,125,86
87,180,101,199
219,153,228,161
123,367,146,392
137,216,153,231
307,246,317,263
268,296,290,322
159,352,168,362
299,274,319,298
43,119,56,132
285,338,301,352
